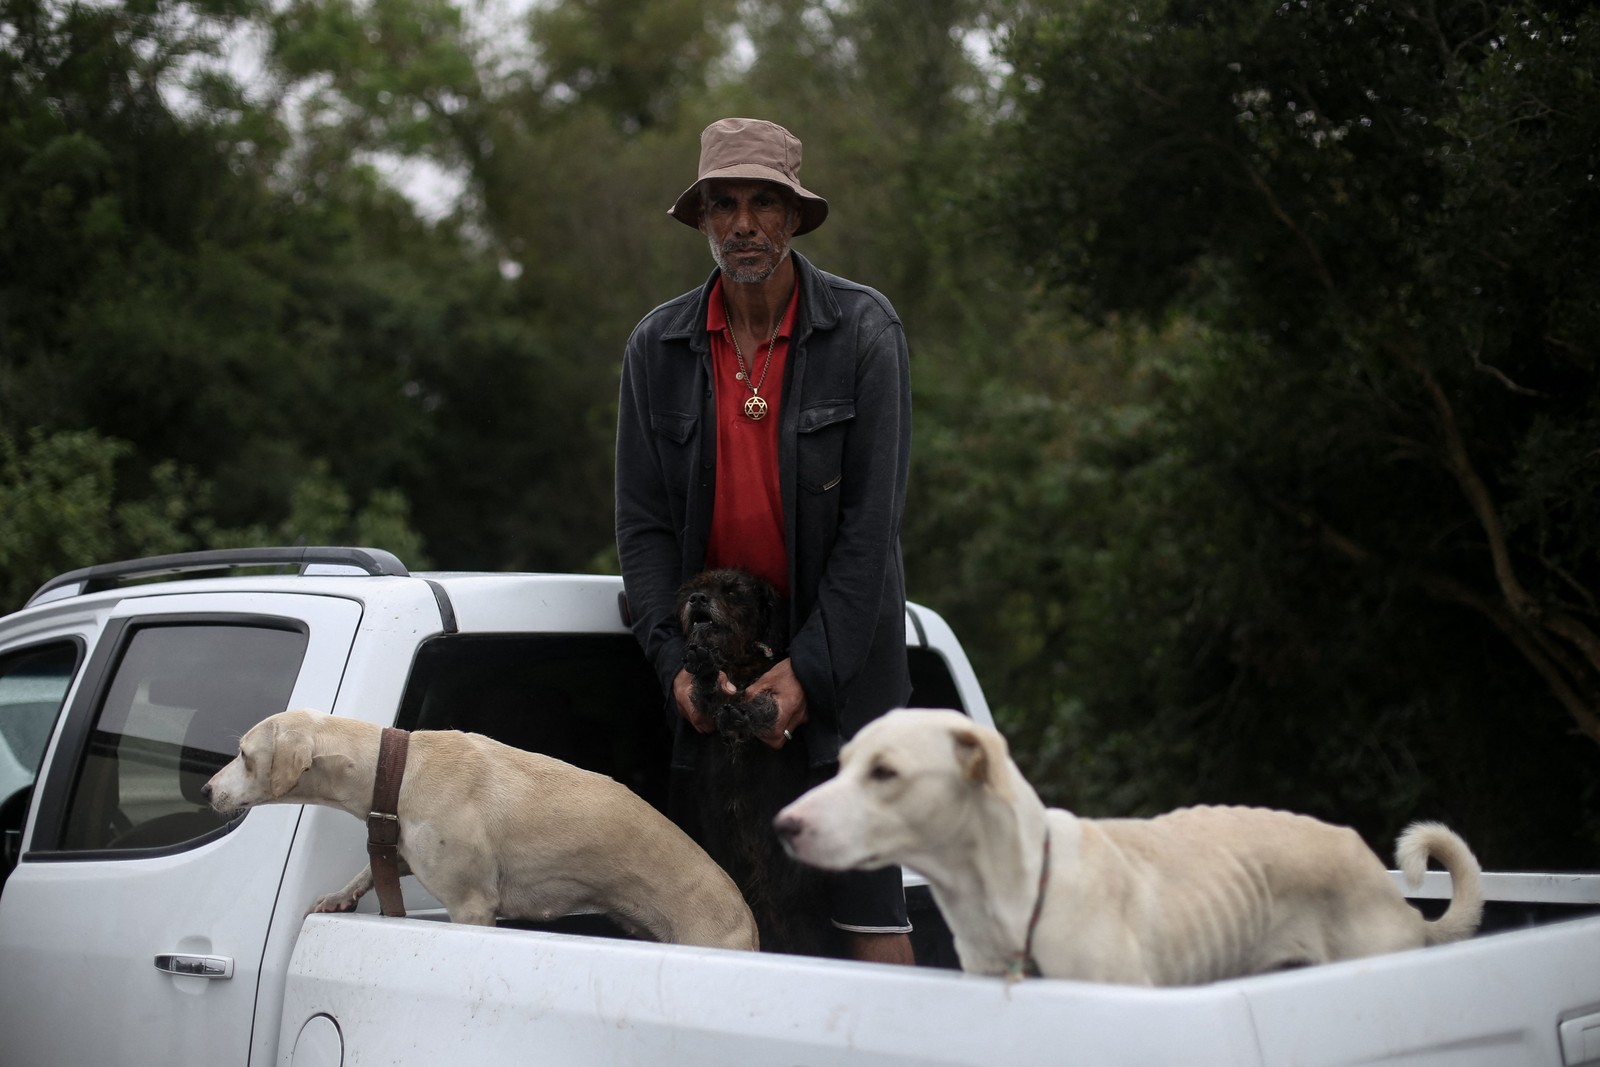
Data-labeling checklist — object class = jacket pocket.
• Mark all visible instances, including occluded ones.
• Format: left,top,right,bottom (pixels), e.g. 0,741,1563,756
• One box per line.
652,410,698,445
797,401,854,494
651,410,699,495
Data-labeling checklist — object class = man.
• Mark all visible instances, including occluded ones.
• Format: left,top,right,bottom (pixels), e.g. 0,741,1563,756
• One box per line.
615,117,915,964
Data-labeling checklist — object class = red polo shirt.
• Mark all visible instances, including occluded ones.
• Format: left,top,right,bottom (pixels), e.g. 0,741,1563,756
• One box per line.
704,274,799,596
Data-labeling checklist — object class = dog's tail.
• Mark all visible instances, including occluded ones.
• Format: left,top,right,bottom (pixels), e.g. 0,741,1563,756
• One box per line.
1396,821,1484,945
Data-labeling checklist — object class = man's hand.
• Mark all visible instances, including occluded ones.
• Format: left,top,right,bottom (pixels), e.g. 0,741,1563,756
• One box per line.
749,658,808,749
672,666,729,734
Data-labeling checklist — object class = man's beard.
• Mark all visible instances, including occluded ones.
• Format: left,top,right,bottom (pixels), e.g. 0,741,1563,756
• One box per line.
709,234,793,284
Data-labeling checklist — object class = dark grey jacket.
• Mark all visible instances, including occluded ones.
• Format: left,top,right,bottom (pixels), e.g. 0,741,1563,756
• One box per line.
616,252,912,769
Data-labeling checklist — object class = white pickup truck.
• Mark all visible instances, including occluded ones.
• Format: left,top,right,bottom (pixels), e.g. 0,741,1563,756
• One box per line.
0,546,1595,1067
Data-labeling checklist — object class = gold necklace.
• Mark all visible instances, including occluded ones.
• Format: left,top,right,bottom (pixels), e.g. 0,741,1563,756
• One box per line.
723,291,791,421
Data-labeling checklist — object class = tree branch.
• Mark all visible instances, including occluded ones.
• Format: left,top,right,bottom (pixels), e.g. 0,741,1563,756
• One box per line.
1391,341,1535,616
1276,496,1600,749
1403,342,1600,670
1471,346,1551,399
1418,571,1600,747
1204,133,1339,295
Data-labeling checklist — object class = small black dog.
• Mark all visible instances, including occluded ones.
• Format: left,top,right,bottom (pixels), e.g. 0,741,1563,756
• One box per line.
679,568,787,740
676,568,840,957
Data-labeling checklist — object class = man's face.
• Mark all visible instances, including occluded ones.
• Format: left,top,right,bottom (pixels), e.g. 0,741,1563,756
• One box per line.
700,180,800,284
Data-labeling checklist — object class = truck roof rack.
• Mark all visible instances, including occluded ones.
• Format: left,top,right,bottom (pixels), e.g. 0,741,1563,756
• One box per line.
26,546,411,607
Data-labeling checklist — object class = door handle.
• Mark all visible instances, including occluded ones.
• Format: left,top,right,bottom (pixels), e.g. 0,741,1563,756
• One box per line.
154,953,234,979
1562,1009,1600,1066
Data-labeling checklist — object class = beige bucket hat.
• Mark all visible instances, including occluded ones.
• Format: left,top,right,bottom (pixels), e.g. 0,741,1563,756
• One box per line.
668,117,829,235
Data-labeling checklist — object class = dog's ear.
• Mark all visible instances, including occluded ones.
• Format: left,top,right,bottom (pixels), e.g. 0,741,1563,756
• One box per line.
312,752,357,781
269,719,315,798
950,722,1014,802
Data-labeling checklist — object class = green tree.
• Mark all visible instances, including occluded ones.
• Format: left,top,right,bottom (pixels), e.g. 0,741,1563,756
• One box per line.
989,0,1600,863
0,0,553,573
0,428,423,613
527,0,738,131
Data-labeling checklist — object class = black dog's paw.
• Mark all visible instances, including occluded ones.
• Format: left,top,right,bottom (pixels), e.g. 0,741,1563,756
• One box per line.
715,694,779,744
743,692,779,738
715,702,756,742
683,642,715,679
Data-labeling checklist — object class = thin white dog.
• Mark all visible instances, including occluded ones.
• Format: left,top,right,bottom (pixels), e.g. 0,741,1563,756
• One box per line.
205,709,758,951
775,709,1483,985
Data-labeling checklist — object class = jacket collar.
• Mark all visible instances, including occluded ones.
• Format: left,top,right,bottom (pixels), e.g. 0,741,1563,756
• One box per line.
662,251,839,350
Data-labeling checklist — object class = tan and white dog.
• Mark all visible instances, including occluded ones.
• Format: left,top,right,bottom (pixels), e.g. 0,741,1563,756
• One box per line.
775,709,1483,985
205,709,758,951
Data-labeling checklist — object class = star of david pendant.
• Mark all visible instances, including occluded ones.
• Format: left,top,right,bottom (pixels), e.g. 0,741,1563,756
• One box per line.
743,394,769,421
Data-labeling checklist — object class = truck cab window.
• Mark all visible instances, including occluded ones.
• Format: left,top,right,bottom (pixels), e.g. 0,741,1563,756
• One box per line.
908,648,966,713
0,642,81,880
397,634,672,812
58,623,307,853
396,636,974,816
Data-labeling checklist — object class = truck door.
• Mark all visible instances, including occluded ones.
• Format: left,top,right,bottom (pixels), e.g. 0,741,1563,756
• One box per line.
0,592,360,1066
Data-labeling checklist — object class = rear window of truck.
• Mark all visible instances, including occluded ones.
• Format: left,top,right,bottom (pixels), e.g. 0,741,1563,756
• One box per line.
394,635,970,813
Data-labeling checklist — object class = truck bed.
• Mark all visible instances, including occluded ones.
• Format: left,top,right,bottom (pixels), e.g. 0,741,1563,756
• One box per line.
282,900,1600,1067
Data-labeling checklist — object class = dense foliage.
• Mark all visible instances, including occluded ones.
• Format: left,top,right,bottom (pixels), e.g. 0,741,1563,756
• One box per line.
984,0,1600,863
2,0,1595,864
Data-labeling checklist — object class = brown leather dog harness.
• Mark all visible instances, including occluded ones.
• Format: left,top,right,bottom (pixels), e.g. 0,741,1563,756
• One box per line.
367,727,411,918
